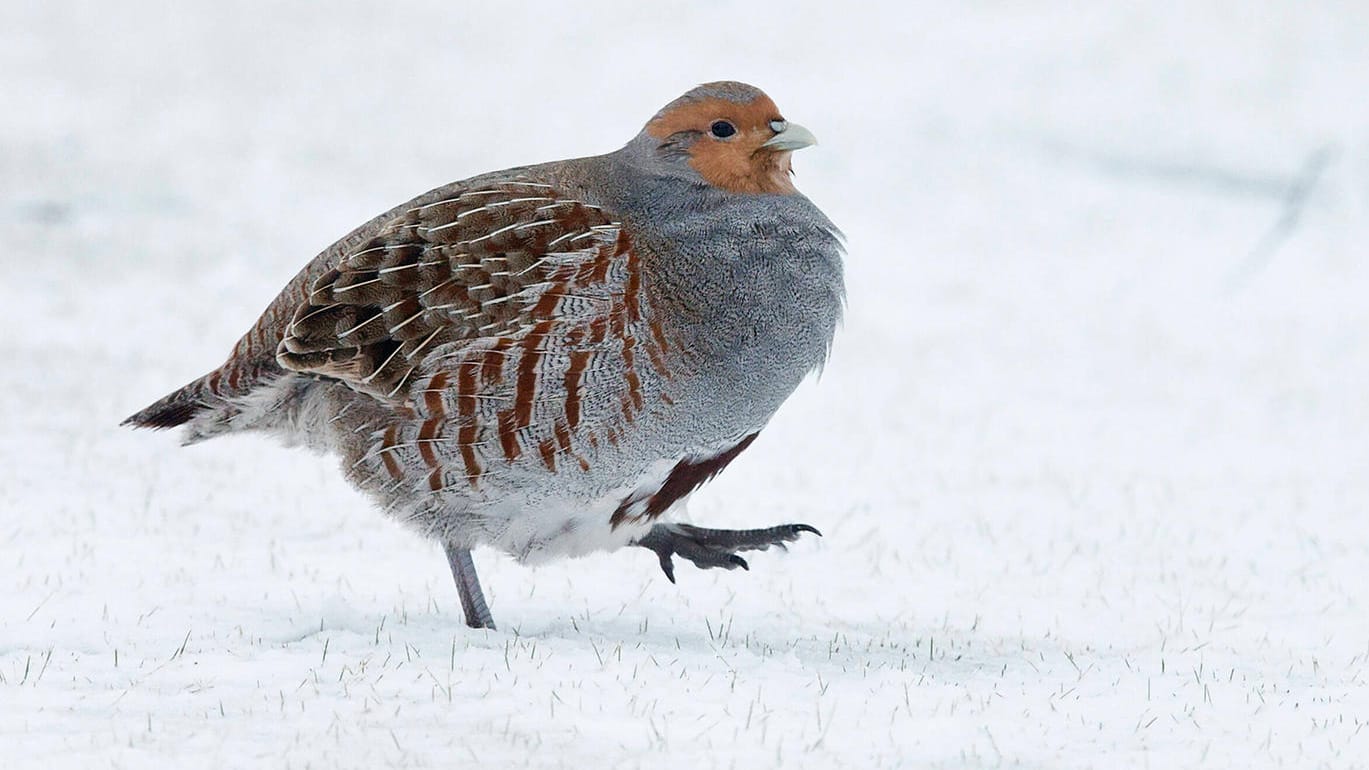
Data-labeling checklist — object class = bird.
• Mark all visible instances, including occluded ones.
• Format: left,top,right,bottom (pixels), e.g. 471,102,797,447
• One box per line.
124,81,844,630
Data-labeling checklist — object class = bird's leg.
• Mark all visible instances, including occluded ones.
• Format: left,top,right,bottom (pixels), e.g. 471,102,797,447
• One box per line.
634,523,821,583
444,544,496,630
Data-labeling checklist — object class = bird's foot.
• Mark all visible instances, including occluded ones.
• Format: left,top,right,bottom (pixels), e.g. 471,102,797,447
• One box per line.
634,523,821,583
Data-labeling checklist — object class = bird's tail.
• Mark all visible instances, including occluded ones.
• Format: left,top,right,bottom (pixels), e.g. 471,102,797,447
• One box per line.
121,373,218,430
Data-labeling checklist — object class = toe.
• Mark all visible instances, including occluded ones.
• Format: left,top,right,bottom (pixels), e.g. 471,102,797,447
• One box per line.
657,551,678,583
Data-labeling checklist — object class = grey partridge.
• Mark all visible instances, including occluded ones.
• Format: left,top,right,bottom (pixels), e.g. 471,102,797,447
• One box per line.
125,81,844,629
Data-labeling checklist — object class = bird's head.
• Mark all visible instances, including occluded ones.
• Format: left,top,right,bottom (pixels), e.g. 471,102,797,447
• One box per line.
640,81,817,195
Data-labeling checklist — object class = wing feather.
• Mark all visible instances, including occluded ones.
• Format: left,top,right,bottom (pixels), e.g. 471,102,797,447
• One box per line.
277,182,625,405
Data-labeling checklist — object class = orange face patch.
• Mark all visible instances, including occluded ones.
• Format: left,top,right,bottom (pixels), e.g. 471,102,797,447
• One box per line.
646,96,797,195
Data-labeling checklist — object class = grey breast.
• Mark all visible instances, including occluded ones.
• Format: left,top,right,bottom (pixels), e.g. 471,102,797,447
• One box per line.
589,165,846,438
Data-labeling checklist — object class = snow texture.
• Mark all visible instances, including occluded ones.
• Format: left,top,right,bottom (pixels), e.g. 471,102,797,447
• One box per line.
4,1,1368,767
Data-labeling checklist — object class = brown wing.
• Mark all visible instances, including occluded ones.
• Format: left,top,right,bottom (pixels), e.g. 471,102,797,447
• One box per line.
277,180,625,403
281,179,674,490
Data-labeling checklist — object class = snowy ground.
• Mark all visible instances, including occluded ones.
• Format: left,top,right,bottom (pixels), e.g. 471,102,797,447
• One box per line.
4,1,1369,767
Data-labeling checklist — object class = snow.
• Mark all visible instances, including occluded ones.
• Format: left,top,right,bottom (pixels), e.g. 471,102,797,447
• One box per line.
4,1,1369,767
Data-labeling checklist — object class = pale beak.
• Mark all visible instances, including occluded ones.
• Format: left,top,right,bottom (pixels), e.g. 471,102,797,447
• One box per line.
761,122,818,152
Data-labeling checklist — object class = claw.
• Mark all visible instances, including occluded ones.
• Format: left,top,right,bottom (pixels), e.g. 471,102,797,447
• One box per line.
657,550,677,583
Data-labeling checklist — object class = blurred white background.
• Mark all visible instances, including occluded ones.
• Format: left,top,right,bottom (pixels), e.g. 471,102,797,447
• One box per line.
3,1,1367,767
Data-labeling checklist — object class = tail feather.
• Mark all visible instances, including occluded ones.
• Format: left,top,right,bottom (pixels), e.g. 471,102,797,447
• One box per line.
122,377,214,429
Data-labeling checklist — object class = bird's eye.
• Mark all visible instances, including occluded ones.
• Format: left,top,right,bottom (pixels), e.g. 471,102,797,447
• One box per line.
709,120,737,139
769,119,788,133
